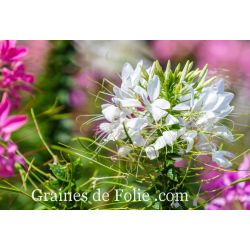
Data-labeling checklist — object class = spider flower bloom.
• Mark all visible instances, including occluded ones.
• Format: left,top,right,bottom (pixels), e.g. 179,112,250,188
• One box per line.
97,60,235,167
0,40,34,108
205,155,250,210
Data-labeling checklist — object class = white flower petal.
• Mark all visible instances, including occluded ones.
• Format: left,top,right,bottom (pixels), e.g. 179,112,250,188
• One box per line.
214,80,225,93
150,106,167,122
130,133,146,146
179,93,192,102
212,126,234,142
154,131,178,150
184,130,197,139
220,150,235,158
162,131,178,146
212,93,233,112
118,98,142,108
113,86,133,99
182,131,197,152
101,104,120,122
173,103,190,111
185,138,194,152
154,135,167,150
177,128,186,137
192,93,206,112
118,146,131,157
212,151,234,168
131,60,143,87
133,86,148,100
121,63,133,80
152,99,170,109
99,122,112,133
145,146,159,160
148,75,161,101
202,92,218,111
196,111,216,125
166,114,179,126
126,118,148,131
105,123,126,141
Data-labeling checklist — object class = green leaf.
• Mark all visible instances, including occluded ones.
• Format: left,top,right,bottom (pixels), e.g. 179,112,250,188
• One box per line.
152,201,162,210
187,61,194,73
154,60,165,82
179,60,190,84
167,168,178,182
196,64,208,89
49,164,69,182
141,65,149,81
173,63,181,77
165,60,172,79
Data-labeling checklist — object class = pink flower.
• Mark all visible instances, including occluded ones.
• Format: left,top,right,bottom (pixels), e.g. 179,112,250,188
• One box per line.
174,158,187,168
69,89,87,108
0,93,28,141
197,40,242,70
0,40,27,63
0,93,27,178
74,70,99,89
205,155,250,210
0,141,26,178
239,43,250,78
2,62,34,87
0,40,34,108
20,40,51,76
198,155,225,199
1,62,34,108
151,40,199,62
70,70,99,108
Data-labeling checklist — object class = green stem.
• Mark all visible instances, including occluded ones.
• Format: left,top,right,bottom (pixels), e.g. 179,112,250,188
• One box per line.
31,108,58,164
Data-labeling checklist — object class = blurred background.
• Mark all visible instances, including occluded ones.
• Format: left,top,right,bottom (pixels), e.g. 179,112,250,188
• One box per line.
1,40,250,209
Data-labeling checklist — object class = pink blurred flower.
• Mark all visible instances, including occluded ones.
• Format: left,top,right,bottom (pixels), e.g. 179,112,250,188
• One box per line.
198,155,225,199
0,141,26,178
174,158,187,168
0,93,28,141
74,70,99,89
205,155,250,210
21,40,51,76
69,89,87,108
152,40,199,62
239,43,250,78
197,40,242,70
70,70,99,108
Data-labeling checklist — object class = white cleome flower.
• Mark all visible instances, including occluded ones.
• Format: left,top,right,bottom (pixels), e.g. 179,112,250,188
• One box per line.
97,61,235,167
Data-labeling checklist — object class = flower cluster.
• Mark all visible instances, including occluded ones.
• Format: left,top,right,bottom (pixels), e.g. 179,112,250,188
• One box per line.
98,61,235,167
205,155,250,210
0,93,27,177
0,40,32,178
0,40,34,108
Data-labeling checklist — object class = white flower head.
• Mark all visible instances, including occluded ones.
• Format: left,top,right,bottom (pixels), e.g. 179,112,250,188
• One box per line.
97,60,235,168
